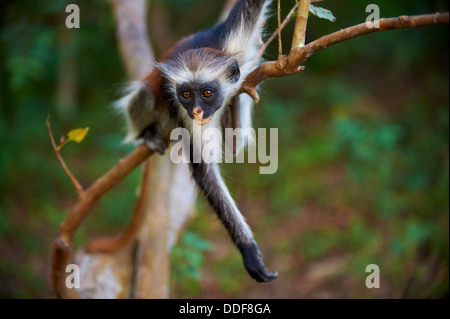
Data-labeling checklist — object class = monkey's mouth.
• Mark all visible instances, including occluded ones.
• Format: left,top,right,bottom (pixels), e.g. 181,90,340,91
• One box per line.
194,116,212,125
192,109,213,125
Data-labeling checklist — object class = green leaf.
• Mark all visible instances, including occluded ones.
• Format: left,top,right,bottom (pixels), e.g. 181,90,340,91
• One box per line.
309,5,336,22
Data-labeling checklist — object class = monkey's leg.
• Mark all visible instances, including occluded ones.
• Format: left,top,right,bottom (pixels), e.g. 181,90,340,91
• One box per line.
191,162,278,282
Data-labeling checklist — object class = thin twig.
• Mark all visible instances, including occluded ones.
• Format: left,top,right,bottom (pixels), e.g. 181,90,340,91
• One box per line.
259,0,326,58
46,116,84,196
277,0,283,60
260,2,299,58
291,0,311,50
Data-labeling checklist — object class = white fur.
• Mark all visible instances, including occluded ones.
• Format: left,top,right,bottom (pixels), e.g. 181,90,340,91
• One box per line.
156,49,238,86
236,93,255,151
223,0,271,74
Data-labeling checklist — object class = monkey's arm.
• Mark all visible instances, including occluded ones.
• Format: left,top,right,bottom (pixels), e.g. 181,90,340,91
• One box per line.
191,162,278,282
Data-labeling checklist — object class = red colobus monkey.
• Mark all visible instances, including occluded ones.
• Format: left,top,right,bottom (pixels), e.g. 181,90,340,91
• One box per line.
116,0,278,282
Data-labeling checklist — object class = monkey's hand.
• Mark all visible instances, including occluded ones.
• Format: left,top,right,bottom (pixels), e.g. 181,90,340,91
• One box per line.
239,241,278,283
138,123,168,155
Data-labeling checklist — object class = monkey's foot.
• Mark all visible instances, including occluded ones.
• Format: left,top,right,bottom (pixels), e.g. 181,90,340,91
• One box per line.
239,241,278,283
139,124,168,155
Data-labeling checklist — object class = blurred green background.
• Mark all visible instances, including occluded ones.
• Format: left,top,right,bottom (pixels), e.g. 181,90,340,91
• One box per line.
0,0,448,298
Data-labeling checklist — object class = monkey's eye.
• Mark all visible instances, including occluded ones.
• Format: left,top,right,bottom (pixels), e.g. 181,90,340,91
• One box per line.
203,90,213,98
181,91,192,99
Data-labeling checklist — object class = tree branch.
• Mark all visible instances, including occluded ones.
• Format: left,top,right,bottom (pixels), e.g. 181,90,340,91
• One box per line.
242,12,449,101
296,12,449,62
111,0,154,79
51,0,160,299
81,0,158,257
51,144,153,298
85,154,154,253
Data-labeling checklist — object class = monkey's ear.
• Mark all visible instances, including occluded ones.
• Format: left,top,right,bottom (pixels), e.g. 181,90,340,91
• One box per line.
227,60,240,84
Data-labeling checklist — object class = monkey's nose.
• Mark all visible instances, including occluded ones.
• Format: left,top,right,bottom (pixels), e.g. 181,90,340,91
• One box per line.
192,107,203,117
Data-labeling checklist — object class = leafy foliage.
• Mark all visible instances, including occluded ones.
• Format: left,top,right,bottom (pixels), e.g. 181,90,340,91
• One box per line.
171,231,212,295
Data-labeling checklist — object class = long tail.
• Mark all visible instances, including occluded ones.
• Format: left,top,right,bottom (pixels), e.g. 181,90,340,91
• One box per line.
220,0,271,53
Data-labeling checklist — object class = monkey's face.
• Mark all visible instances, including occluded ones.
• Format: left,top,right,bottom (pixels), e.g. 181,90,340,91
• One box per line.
176,81,225,125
